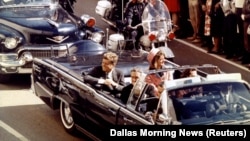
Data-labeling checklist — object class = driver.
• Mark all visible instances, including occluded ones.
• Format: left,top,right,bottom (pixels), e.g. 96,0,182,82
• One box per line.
84,52,125,96
206,84,246,117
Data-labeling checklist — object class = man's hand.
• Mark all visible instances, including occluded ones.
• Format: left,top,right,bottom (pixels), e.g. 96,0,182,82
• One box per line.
219,104,227,111
105,79,118,88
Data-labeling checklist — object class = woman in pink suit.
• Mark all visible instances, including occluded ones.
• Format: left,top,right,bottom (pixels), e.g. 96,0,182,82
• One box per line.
145,48,172,97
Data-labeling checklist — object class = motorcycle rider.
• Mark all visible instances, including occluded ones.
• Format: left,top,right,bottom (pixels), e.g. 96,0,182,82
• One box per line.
124,0,148,49
59,0,76,13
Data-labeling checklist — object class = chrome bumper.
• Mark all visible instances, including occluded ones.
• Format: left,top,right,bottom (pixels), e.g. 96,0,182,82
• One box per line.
0,43,72,74
0,52,33,74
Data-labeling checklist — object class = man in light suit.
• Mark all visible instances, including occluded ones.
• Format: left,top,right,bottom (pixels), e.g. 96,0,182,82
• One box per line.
84,52,125,96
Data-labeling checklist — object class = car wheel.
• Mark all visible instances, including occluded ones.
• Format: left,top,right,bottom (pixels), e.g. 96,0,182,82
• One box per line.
60,101,76,133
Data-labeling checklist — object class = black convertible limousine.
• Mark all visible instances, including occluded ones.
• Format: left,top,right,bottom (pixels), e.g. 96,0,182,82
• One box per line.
31,48,250,140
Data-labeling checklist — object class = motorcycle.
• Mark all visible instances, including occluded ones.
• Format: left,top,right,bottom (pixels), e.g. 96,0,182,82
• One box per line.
59,0,76,14
95,0,129,29
139,0,175,61
59,0,105,44
96,0,175,62
96,0,144,54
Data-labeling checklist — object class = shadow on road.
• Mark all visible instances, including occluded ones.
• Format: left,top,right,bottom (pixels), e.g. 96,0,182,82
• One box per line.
0,74,31,90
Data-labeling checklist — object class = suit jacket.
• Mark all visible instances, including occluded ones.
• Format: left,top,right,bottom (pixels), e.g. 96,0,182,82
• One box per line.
120,83,155,104
84,66,125,93
206,98,227,117
120,84,134,104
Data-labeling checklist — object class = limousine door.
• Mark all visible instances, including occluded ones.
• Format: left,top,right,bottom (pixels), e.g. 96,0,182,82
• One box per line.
117,107,154,125
83,89,121,129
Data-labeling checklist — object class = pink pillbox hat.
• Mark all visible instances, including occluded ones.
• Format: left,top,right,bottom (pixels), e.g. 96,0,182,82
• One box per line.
147,48,160,64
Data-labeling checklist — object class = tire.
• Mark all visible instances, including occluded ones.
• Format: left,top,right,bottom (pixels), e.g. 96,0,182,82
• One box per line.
60,100,76,133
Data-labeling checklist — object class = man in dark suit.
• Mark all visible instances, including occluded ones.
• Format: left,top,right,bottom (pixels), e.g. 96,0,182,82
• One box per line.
120,67,142,103
206,97,227,117
84,52,125,95
120,67,156,106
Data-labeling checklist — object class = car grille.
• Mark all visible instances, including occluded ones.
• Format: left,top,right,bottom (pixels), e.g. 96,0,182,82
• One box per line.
17,44,70,69
20,49,67,69
19,49,67,59
29,50,60,58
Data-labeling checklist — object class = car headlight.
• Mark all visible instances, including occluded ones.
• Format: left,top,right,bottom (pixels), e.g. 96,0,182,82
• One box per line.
91,32,104,43
2,37,21,49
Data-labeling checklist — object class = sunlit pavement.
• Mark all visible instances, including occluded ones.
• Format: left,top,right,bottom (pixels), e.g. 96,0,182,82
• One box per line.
0,89,44,107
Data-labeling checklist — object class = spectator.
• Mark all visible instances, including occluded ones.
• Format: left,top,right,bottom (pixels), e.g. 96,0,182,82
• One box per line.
221,0,238,59
164,0,180,32
84,52,125,96
187,0,201,43
176,0,193,38
200,0,214,48
241,0,250,67
235,0,245,61
145,48,172,96
204,0,224,54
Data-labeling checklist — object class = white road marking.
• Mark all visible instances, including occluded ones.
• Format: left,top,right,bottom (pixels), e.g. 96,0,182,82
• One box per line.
0,120,29,141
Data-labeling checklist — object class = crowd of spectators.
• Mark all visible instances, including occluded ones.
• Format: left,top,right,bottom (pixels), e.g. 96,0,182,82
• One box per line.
163,0,250,69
